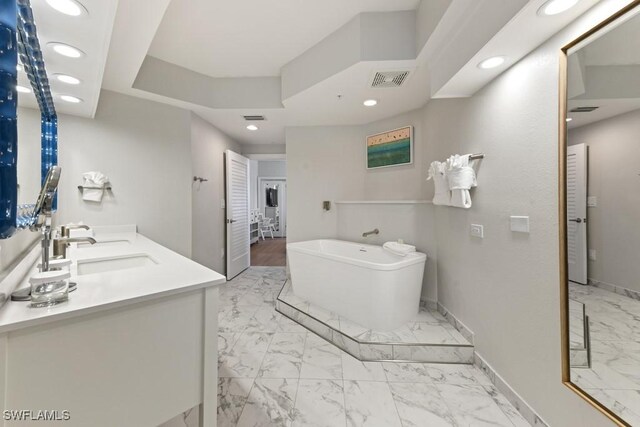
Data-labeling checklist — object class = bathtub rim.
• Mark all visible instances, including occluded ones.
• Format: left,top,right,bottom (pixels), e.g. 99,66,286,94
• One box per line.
287,239,426,271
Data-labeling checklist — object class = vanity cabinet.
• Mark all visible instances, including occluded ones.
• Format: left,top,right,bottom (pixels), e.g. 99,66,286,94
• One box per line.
0,229,224,426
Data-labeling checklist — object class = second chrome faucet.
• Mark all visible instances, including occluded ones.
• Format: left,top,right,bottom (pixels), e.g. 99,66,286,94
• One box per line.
362,228,380,238
53,224,96,258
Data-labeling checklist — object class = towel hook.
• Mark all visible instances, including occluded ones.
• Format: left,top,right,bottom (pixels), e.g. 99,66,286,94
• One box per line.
193,176,209,183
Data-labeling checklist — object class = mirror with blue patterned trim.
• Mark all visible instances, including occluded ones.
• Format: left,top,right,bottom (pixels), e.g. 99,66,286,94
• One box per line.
0,0,57,239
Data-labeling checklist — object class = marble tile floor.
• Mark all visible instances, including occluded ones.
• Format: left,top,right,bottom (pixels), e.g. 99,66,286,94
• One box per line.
569,282,640,425
218,267,530,426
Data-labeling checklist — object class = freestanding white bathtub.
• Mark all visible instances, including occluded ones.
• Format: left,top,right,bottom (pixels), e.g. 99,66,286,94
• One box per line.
287,239,426,331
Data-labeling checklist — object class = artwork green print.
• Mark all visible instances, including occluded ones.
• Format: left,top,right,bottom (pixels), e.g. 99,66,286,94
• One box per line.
366,126,413,169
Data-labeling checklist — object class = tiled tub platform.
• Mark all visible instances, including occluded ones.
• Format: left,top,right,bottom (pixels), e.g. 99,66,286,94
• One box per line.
276,281,474,364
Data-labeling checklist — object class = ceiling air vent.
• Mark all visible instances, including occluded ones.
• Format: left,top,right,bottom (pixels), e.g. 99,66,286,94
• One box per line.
570,106,599,113
243,115,266,121
370,70,412,88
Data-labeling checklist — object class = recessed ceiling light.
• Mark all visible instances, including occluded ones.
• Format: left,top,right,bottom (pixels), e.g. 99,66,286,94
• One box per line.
46,0,87,16
566,118,573,122
16,85,31,93
60,95,82,103
478,56,506,69
55,74,81,85
538,0,580,16
363,99,378,107
246,124,258,131
49,42,85,58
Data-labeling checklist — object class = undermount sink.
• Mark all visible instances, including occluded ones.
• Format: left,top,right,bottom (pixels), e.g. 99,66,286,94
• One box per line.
76,254,157,276
77,239,131,248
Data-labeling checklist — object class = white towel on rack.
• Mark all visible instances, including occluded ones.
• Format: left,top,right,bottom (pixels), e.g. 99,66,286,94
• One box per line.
82,171,109,203
446,155,477,209
383,241,416,257
427,161,451,206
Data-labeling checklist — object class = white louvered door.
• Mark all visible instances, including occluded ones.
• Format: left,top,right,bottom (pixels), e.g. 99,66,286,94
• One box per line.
567,143,587,285
225,150,250,280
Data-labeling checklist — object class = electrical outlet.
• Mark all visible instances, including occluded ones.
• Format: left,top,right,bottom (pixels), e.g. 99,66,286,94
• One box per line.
510,216,530,233
470,224,484,238
589,249,597,261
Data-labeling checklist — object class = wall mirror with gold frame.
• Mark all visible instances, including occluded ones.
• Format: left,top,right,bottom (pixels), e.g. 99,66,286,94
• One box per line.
560,1,640,426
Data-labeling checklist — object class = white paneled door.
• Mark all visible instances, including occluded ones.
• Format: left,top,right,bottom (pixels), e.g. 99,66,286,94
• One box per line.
225,150,250,280
567,143,588,285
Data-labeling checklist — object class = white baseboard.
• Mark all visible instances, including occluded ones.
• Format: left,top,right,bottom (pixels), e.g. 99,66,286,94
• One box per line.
474,352,549,427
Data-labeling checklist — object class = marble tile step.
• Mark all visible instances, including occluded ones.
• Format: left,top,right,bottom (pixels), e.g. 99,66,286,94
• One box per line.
276,282,474,364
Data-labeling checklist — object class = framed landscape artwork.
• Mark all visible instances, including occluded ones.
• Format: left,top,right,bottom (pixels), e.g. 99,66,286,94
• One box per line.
366,126,413,169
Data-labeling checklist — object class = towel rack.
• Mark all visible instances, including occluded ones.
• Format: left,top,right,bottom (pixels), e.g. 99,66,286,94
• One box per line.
469,153,485,160
77,185,112,191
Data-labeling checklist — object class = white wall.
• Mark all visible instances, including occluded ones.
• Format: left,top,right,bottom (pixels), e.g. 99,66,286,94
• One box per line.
190,113,241,273
427,2,635,425
249,159,259,211
287,2,635,424
287,110,429,242
258,160,286,178
48,90,193,257
287,125,365,242
241,144,286,155
569,108,640,293
286,109,438,302
4,91,239,280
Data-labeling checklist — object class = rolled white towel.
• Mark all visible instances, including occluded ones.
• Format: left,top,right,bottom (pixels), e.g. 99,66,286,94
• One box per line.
427,161,451,206
82,171,109,203
446,155,477,209
383,241,416,257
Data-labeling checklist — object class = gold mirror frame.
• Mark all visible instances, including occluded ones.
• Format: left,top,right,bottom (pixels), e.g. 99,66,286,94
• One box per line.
559,2,640,426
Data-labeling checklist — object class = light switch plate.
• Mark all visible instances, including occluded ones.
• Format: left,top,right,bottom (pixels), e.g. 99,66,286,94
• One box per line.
470,224,484,238
510,216,530,233
221,199,226,209
587,196,597,207
589,249,597,261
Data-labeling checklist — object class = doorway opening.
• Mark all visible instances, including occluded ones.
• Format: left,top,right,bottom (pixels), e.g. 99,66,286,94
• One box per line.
249,160,287,266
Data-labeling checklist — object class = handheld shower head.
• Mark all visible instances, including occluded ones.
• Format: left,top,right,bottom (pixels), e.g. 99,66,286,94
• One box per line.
30,166,61,231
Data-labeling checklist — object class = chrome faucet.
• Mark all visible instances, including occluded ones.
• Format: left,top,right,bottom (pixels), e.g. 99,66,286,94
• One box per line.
362,228,380,238
60,224,90,238
53,236,97,258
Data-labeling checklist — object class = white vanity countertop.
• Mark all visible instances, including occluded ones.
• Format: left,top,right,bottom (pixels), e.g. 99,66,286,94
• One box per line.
0,227,225,334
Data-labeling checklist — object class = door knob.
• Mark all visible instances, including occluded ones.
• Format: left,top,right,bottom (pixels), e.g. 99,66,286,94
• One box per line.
568,218,582,223
227,219,236,224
